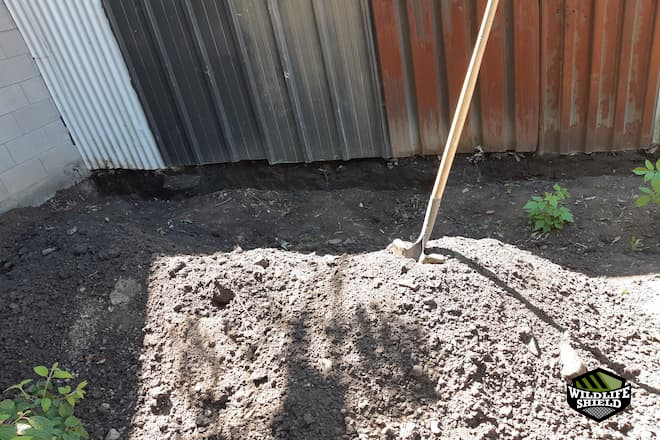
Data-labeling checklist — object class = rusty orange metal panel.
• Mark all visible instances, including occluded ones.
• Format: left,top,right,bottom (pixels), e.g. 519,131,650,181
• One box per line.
513,0,540,151
371,0,658,157
641,2,660,146
539,0,563,153
476,0,507,150
440,0,480,152
585,0,623,151
559,0,593,153
614,0,657,148
371,0,417,157
406,0,448,155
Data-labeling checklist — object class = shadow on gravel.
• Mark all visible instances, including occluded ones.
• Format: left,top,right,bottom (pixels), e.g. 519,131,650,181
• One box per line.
434,246,660,396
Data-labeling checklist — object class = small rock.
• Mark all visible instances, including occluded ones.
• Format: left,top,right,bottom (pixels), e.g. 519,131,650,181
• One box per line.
411,364,424,378
302,412,314,425
212,284,235,308
67,226,78,235
2,261,13,271
327,238,343,245
150,386,170,400
527,336,540,357
105,428,120,440
429,419,441,434
419,253,447,264
400,421,419,439
320,358,333,375
169,261,186,278
253,256,270,269
398,279,419,291
499,405,513,417
485,210,496,215
251,370,268,386
559,337,587,379
98,403,111,414
195,414,211,427
42,247,57,256
423,298,437,309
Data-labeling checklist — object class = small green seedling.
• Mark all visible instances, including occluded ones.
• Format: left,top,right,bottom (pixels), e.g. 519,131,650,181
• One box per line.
630,236,645,252
523,184,574,233
0,363,88,440
633,159,660,207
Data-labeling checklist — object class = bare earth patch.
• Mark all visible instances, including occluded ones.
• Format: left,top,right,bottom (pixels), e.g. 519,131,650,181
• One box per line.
1,155,658,439
134,237,658,439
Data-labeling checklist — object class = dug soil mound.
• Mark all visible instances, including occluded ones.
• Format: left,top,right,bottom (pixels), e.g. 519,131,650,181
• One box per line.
134,237,658,440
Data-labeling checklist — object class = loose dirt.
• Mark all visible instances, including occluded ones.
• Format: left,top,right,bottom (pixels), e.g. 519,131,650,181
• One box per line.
0,154,658,439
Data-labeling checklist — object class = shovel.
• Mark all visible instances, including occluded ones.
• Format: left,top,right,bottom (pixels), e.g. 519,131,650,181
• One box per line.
389,0,500,262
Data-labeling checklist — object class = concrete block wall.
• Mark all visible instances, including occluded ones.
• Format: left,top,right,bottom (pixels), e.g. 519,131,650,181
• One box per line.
0,1,87,214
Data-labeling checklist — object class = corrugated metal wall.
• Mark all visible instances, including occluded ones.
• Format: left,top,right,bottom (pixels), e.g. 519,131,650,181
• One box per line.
9,0,658,169
103,0,389,166
5,0,165,170
372,0,660,155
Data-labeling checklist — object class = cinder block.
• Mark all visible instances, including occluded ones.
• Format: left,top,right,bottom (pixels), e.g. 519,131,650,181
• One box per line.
0,83,27,116
0,155,47,194
0,143,13,173
12,98,58,133
0,112,20,143
0,29,28,58
39,143,83,174
41,120,71,145
0,54,37,87
0,177,8,197
20,76,49,103
0,2,15,32
4,126,54,164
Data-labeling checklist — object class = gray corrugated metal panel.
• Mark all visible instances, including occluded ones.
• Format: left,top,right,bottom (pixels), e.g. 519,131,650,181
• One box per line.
103,0,389,166
5,0,164,170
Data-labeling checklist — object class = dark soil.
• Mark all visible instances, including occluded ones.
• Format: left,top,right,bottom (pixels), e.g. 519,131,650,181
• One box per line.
0,153,658,440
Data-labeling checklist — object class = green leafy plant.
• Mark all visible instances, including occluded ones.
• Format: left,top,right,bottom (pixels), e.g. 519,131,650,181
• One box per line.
523,184,574,233
633,159,660,207
630,236,645,252
0,363,88,440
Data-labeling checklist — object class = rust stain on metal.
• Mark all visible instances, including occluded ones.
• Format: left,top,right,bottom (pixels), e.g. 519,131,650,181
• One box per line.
371,0,414,156
371,0,658,155
477,0,506,148
406,0,447,154
513,0,540,151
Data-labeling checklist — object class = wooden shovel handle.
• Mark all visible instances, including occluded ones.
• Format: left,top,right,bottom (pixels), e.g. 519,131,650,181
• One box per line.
419,0,500,244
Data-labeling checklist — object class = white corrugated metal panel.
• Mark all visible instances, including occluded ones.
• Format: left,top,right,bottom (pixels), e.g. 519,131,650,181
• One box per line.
5,0,165,170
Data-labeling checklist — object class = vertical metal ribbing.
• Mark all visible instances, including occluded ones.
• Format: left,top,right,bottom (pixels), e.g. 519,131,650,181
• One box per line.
142,1,203,164
181,0,239,162
5,0,164,169
266,0,314,162
311,0,350,159
226,0,277,163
